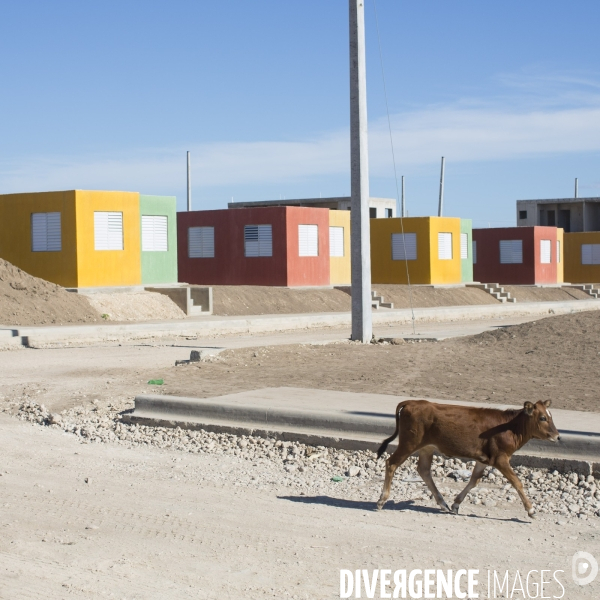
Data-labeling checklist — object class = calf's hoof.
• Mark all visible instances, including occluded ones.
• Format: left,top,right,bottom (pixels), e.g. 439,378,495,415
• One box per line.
451,503,460,515
528,508,536,519
376,501,385,511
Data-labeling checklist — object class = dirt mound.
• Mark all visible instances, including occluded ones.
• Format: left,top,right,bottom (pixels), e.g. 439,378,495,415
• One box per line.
465,309,600,347
370,285,499,307
212,286,352,316
211,285,503,316
0,259,100,326
85,292,186,321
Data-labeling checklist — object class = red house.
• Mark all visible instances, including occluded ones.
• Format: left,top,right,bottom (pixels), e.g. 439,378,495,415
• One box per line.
472,226,560,285
177,206,330,286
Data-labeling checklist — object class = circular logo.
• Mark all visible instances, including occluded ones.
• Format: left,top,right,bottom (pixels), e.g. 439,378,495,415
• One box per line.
572,551,598,586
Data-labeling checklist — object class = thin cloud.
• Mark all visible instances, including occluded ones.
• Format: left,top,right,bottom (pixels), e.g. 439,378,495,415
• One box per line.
2,93,600,194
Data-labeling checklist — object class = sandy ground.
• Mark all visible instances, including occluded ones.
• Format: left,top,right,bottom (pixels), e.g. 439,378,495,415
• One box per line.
1,412,598,599
0,259,100,326
160,310,600,413
2,310,600,416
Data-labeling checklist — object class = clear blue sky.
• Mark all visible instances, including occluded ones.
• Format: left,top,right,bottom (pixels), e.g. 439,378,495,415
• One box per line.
1,1,599,227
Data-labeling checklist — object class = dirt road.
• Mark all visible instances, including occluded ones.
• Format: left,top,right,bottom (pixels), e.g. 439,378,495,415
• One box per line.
2,310,600,414
1,413,598,599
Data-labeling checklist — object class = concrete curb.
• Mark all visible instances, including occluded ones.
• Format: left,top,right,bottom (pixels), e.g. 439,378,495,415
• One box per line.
123,394,600,477
2,298,599,346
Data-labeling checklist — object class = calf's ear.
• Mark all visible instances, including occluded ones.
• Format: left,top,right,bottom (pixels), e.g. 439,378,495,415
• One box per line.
543,399,552,408
523,401,535,416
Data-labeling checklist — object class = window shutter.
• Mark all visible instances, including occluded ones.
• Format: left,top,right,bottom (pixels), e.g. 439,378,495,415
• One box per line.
142,215,168,252
472,240,477,264
188,226,214,258
31,212,61,252
460,233,468,259
391,233,417,260
329,226,344,257
438,232,452,260
582,244,592,264
244,225,272,257
540,239,551,264
500,240,523,264
557,240,561,263
298,224,318,256
94,212,123,251
586,244,600,265
31,213,48,252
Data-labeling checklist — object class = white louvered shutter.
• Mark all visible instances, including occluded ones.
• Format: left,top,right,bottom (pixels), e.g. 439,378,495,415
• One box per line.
500,240,523,264
460,233,468,259
391,233,417,260
557,240,561,263
141,215,168,252
188,226,214,258
540,239,551,264
298,224,318,257
244,224,272,257
31,212,61,252
438,232,452,260
329,226,344,257
472,240,477,264
94,212,123,250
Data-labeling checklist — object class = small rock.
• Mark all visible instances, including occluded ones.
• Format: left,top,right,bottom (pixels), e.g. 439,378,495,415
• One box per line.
347,466,360,477
47,413,62,425
84,478,91,485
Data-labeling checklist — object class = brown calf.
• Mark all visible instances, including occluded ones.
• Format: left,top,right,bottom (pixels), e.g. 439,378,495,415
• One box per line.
376,400,560,517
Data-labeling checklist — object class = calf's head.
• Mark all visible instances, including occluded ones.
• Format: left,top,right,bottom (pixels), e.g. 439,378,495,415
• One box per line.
523,400,560,442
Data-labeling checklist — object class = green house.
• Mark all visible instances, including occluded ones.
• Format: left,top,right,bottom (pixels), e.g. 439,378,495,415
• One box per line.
460,218,474,283
140,195,178,284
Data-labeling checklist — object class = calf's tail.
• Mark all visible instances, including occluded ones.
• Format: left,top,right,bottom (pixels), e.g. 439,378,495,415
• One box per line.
377,401,410,459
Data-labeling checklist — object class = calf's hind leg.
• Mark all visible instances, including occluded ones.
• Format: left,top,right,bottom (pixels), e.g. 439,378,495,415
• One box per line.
376,450,412,511
417,447,452,513
451,461,486,514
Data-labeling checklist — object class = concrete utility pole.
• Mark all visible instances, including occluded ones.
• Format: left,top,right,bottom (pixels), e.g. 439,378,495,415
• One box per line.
575,177,578,199
349,0,372,343
438,156,445,217
187,151,192,211
401,175,406,217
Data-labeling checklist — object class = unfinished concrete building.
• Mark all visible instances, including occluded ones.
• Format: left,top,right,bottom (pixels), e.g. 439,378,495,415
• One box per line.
516,197,600,233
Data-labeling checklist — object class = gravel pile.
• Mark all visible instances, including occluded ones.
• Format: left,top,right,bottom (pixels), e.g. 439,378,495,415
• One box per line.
13,399,600,519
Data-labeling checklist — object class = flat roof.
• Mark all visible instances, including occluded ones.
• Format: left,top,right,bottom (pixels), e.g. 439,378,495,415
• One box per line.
228,196,395,209
517,197,600,204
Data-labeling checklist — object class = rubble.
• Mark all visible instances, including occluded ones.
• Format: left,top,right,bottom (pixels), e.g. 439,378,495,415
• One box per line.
13,399,600,519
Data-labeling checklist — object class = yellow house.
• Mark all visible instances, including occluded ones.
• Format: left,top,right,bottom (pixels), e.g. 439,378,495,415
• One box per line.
0,190,141,288
564,232,600,283
370,216,462,284
329,210,351,285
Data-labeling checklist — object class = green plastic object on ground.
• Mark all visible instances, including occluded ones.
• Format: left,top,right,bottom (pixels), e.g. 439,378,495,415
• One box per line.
147,379,164,385
331,475,345,482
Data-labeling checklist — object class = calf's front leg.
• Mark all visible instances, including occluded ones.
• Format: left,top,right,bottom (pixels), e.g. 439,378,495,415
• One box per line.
495,454,535,518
